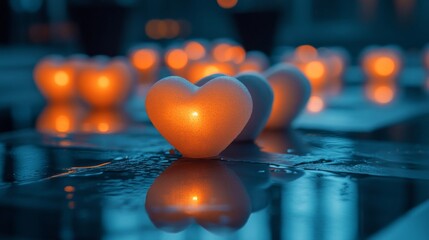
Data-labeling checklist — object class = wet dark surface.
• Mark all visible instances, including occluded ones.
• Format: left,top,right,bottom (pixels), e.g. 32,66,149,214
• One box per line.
0,121,429,239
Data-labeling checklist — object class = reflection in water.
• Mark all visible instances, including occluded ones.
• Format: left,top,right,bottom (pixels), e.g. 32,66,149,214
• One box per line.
306,95,325,113
145,158,252,233
37,104,128,135
36,103,85,136
81,109,127,134
256,130,307,155
365,80,396,105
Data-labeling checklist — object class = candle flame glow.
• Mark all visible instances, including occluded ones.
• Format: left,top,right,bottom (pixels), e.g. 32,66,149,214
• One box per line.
374,57,395,77
97,76,110,89
54,71,69,86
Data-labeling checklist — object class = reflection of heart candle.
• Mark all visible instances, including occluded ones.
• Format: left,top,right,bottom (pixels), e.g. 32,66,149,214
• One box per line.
361,46,402,79
129,44,161,84
365,80,396,105
81,109,127,134
146,159,251,233
145,76,252,158
36,103,84,135
77,57,135,108
34,55,85,101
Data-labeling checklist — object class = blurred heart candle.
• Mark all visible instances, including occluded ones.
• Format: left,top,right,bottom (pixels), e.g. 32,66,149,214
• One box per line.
145,76,252,158
77,57,135,108
361,46,402,80
264,64,311,129
129,43,161,84
197,73,273,141
34,55,84,101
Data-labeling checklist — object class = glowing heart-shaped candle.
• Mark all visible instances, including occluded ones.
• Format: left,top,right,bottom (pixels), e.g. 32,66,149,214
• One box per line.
146,159,251,233
128,43,161,84
146,76,253,158
34,55,84,101
361,46,402,79
77,57,135,108
264,64,311,129
197,73,273,141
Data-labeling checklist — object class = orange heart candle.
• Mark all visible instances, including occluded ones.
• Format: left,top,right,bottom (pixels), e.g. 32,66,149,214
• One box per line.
146,159,251,233
361,46,402,80
77,57,135,108
145,76,253,158
264,64,311,129
128,44,161,84
34,55,84,101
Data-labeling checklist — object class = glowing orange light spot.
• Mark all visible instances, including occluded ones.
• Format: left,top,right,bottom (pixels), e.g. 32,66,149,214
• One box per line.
54,71,69,86
304,60,326,80
295,45,317,62
217,0,238,9
55,115,71,133
97,122,110,133
185,41,206,60
191,111,199,117
192,195,198,201
66,193,73,199
97,76,110,89
203,65,221,76
64,186,75,193
374,57,395,77
307,96,325,113
131,49,157,70
373,86,394,104
228,46,246,64
213,44,231,62
239,61,262,72
166,49,188,70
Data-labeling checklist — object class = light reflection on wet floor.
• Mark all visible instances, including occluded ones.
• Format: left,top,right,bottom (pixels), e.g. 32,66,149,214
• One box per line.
0,127,429,239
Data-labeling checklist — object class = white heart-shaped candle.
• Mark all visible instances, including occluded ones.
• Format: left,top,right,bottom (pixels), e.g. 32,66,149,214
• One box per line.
196,73,273,141
145,76,253,158
263,64,311,129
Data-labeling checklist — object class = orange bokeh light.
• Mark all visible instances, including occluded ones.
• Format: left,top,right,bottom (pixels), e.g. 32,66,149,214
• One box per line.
213,43,231,62
184,41,206,60
373,57,396,77
166,49,188,70
300,59,327,91
36,103,83,135
295,45,318,62
187,62,235,83
362,49,401,79
81,110,126,134
53,71,69,86
217,0,238,9
306,95,325,113
366,81,396,105
131,49,157,70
